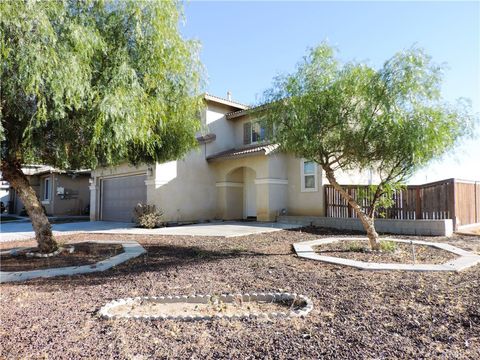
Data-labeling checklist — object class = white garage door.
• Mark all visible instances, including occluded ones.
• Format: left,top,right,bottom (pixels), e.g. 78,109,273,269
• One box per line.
101,174,147,222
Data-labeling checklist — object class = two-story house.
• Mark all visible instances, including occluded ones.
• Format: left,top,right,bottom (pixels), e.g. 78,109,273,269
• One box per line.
89,94,373,223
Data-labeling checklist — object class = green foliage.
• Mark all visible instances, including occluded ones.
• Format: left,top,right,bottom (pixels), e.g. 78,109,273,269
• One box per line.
379,240,397,253
263,42,475,216
264,43,473,178
1,0,204,169
133,203,164,229
346,241,366,253
346,240,397,253
356,183,406,217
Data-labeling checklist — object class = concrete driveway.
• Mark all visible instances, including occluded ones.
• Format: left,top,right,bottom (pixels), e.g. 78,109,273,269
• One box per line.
0,220,299,243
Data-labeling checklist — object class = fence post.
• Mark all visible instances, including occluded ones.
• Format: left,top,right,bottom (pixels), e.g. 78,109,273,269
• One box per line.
347,187,353,218
324,186,329,217
448,179,457,230
475,181,480,223
415,187,422,220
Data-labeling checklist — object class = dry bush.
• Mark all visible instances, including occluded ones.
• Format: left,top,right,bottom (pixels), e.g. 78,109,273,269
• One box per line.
133,203,164,229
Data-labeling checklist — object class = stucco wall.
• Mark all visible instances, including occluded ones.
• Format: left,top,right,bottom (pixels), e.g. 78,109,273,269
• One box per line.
286,154,324,216
51,174,90,215
149,148,217,222
232,115,253,148
204,102,239,156
12,173,89,216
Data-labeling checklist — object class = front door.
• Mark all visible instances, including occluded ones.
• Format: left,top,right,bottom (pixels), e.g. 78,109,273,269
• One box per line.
244,168,256,218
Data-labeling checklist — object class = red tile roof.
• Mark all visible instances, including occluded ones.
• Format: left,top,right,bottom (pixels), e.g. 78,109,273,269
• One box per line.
206,143,279,161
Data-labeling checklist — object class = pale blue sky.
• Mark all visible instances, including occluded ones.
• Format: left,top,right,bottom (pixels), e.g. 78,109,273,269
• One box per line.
182,1,480,183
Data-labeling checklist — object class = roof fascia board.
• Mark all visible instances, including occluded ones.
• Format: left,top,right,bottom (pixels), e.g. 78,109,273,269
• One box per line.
204,94,249,111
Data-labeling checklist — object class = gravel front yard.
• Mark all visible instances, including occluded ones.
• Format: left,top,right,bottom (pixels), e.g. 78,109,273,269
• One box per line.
1,227,479,359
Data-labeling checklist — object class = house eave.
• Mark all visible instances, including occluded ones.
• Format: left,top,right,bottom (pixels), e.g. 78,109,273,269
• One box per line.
206,143,280,162
204,93,249,111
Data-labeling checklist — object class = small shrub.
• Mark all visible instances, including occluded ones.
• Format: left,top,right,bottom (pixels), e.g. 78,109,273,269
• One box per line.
347,241,366,252
133,203,164,229
379,240,397,253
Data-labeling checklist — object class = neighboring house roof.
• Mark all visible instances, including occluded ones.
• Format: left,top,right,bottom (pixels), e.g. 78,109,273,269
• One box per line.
33,169,91,176
204,93,249,111
206,143,280,161
21,165,90,176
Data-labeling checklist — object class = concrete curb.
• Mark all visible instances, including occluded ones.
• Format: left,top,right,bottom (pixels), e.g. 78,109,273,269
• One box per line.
293,237,480,272
99,292,314,321
0,240,146,283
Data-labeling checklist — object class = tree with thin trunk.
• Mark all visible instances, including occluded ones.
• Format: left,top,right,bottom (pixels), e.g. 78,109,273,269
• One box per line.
1,0,204,252
263,44,474,250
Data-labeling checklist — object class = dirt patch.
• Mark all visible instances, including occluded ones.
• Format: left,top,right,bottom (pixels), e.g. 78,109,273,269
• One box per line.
457,227,480,236
108,297,304,318
0,227,479,359
0,242,123,272
314,239,457,264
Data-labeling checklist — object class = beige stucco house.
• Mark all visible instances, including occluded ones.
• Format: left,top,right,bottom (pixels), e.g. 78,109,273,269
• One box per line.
9,165,90,216
89,94,373,223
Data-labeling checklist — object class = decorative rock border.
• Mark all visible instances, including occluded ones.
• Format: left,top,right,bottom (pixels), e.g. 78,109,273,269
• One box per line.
0,247,30,256
293,237,480,272
0,240,146,283
99,292,314,321
26,246,75,258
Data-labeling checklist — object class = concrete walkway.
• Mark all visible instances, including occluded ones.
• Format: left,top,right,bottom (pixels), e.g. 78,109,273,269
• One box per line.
293,237,480,272
0,220,299,243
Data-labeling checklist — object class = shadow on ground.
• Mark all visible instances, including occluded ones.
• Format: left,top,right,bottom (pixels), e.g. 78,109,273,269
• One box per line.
8,243,294,288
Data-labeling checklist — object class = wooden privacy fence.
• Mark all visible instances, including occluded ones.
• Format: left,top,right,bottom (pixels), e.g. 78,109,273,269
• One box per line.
325,178,480,230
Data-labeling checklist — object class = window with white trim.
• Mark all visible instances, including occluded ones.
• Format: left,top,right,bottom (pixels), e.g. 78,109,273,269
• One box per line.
301,159,317,192
43,177,51,201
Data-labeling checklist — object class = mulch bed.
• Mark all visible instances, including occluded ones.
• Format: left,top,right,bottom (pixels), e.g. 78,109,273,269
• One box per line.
314,240,456,264
0,242,124,272
0,227,479,359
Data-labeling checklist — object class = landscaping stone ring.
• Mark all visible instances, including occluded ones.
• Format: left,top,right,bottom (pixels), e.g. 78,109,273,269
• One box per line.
99,292,314,321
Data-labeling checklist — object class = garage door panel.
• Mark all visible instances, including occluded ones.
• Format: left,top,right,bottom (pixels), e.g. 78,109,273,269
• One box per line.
102,175,146,222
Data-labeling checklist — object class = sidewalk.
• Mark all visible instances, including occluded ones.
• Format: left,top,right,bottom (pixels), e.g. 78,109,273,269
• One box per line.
0,221,299,242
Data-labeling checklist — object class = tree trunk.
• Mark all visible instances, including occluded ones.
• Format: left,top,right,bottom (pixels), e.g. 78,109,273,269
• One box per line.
324,168,380,250
1,161,58,253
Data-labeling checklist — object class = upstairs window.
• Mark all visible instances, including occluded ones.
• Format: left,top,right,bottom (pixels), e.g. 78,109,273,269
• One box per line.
251,120,267,143
301,159,318,192
243,119,271,145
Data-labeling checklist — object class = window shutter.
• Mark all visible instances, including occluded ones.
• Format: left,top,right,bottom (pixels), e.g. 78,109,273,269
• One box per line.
243,122,251,145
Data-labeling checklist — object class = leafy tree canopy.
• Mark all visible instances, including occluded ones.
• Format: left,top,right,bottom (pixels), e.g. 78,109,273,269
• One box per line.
263,44,474,185
263,43,475,249
1,0,204,169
